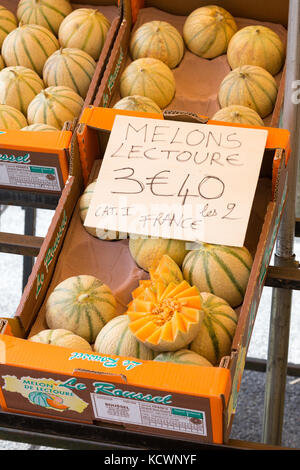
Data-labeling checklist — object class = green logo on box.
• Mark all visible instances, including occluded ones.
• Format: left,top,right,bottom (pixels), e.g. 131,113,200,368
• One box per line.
30,166,55,174
172,408,203,419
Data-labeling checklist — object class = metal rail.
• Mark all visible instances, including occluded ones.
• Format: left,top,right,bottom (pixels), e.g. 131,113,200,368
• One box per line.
262,0,300,446
0,411,293,451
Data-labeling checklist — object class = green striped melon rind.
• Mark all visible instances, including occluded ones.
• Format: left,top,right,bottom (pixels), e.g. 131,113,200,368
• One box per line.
218,65,278,118
130,20,185,69
29,328,92,351
120,57,176,109
79,181,124,240
2,24,59,76
212,105,264,126
17,0,73,36
58,8,111,60
0,65,45,115
0,104,28,129
94,314,155,360
183,5,237,59
190,292,238,366
113,95,162,114
182,242,253,307
46,275,117,343
21,123,59,131
27,85,84,130
0,6,17,48
227,25,285,76
43,47,96,98
154,349,213,367
129,235,188,272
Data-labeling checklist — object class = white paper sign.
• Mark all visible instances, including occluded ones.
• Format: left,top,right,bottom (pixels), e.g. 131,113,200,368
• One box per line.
84,115,268,247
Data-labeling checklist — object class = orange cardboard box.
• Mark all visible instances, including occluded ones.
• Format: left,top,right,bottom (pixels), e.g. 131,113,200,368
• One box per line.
77,0,288,185
0,107,290,445
0,0,125,194
0,127,73,195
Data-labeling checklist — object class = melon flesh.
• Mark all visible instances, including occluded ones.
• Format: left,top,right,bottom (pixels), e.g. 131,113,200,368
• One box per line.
127,280,204,352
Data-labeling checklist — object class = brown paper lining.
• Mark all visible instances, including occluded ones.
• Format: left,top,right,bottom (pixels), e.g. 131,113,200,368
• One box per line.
28,188,149,338
110,7,287,127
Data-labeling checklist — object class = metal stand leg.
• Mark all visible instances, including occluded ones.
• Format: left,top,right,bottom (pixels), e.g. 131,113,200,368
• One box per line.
262,0,300,445
22,207,36,291
262,265,293,444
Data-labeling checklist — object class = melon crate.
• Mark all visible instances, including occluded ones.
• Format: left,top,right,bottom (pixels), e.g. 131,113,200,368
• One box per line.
0,106,291,445
0,0,125,194
93,0,287,126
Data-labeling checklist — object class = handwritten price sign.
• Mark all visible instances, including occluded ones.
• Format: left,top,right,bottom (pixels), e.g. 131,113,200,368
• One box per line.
84,115,268,246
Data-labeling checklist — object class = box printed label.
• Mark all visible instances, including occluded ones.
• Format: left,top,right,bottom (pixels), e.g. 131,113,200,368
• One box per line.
2,375,89,414
91,393,207,436
0,162,61,191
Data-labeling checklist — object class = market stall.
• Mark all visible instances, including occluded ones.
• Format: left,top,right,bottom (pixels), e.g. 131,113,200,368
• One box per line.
0,0,299,450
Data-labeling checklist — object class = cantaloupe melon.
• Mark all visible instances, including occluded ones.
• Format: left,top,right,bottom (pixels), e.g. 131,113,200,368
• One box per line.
227,25,285,76
130,20,184,69
0,6,17,48
127,279,204,352
0,104,28,129
58,8,110,60
218,65,278,118
182,243,253,307
150,254,183,286
27,85,84,129
113,95,161,114
212,105,264,126
17,0,73,36
94,314,155,360
190,292,238,365
45,275,117,343
79,180,124,240
183,5,237,59
120,58,176,109
0,66,44,115
43,47,96,98
2,24,59,76
29,328,92,350
154,349,213,367
28,391,51,408
131,255,183,302
129,236,187,272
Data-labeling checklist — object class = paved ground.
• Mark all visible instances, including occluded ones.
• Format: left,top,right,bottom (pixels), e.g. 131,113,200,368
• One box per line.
0,206,299,450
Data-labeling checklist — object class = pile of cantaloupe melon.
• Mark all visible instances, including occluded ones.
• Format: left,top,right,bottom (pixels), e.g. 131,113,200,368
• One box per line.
27,5,276,369
0,1,111,130
115,4,285,125
29,179,254,370
30,241,251,368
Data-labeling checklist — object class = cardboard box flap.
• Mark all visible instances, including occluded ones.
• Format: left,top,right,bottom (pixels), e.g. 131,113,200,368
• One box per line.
133,0,289,27
0,129,72,152
80,106,291,152
163,110,209,124
0,335,231,400
78,106,290,190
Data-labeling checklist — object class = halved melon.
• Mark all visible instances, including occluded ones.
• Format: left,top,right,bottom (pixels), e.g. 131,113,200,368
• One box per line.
127,280,204,352
130,254,183,303
150,254,183,285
